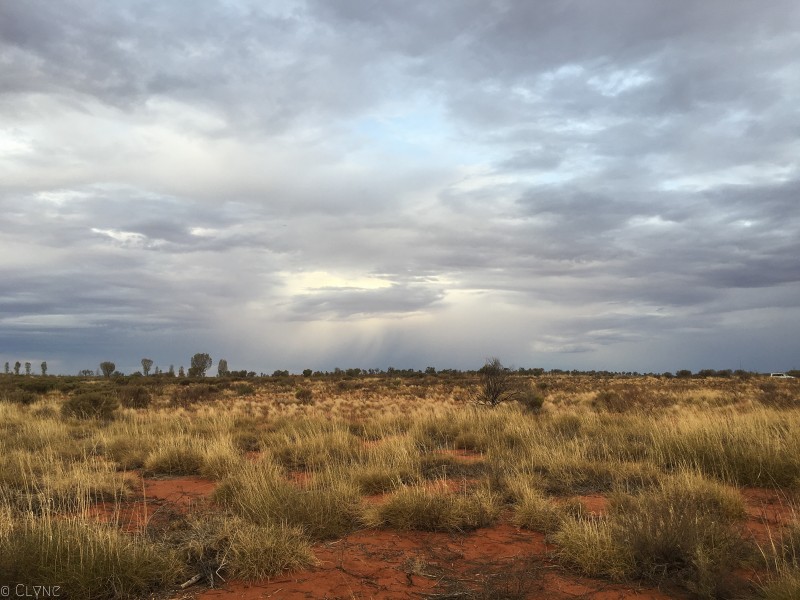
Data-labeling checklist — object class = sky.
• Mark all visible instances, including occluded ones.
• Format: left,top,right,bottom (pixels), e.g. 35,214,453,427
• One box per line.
1,1,799,376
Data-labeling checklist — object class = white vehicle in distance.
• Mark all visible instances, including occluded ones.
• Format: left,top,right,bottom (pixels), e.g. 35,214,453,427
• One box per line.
769,373,795,378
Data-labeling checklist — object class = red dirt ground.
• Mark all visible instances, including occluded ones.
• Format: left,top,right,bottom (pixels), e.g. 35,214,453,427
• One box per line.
184,486,795,600
740,487,797,545
89,474,217,531
193,522,680,599
92,476,790,599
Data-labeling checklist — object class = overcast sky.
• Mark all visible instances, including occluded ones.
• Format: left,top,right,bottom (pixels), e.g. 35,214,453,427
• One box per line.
2,1,799,375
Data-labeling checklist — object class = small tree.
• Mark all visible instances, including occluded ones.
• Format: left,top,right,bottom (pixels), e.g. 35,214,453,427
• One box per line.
14,361,21,375
4,362,8,374
40,361,47,376
178,366,185,378
100,361,116,378
141,358,154,376
217,359,229,377
188,353,212,377
168,364,175,377
473,357,517,407
24,362,31,376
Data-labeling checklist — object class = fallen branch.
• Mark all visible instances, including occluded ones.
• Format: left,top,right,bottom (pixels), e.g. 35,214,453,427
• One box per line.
179,573,203,589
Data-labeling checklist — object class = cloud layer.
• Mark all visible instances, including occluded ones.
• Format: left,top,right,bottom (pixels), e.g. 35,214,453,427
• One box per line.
2,1,799,374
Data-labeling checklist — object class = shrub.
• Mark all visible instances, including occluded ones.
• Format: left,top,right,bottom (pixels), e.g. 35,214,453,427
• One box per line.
61,392,118,420
512,488,563,533
472,358,517,406
295,388,314,404
758,381,798,408
517,389,545,413
18,379,59,395
3,389,37,405
170,384,218,407
592,387,642,412
234,383,256,396
118,386,151,409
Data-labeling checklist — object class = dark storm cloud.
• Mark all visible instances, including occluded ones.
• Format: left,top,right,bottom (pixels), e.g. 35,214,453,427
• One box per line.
1,0,799,373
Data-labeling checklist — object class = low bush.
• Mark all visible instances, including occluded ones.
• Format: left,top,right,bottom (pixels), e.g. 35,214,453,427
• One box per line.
118,386,151,409
170,384,218,407
61,392,118,420
234,383,256,396
3,389,37,405
517,389,545,413
512,487,563,533
295,388,314,404
17,379,59,395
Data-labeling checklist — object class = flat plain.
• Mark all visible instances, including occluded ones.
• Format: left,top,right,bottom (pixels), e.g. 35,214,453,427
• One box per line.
1,372,799,599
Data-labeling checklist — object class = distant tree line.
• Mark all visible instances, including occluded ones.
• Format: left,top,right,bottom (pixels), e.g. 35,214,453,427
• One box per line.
4,355,795,380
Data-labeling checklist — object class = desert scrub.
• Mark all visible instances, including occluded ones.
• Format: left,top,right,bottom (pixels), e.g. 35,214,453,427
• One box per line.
176,513,315,582
266,425,364,470
362,483,501,532
61,391,119,420
349,436,422,494
0,513,182,600
508,478,564,533
555,517,633,580
648,408,800,487
555,471,747,598
100,433,151,470
143,436,205,476
118,385,151,409
214,461,361,540
200,436,246,479
294,387,313,404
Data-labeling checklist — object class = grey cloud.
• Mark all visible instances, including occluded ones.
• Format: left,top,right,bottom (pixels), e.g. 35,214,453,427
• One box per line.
1,1,799,373
288,284,445,321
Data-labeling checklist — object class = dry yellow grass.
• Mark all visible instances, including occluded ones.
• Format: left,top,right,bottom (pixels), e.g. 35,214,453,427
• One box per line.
0,372,798,598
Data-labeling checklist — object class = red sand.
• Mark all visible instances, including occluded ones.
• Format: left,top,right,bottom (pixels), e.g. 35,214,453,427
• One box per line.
84,478,784,599
194,523,678,599
740,487,797,545
183,486,796,599
89,475,217,531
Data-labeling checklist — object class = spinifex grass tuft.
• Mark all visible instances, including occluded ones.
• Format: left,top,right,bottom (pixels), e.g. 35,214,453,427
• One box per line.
0,512,182,600
214,461,361,540
362,482,501,532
